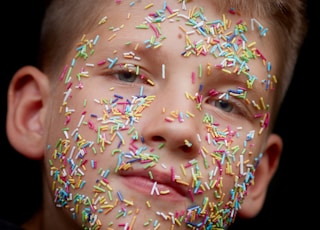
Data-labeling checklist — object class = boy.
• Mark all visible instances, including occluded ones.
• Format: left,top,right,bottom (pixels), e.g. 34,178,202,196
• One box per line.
5,0,308,229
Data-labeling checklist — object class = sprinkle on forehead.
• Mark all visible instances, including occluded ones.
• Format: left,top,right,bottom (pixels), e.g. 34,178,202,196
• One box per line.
49,1,276,229
133,1,274,92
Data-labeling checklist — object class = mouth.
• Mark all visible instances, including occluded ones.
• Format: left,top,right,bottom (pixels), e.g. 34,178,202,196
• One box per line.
119,169,189,201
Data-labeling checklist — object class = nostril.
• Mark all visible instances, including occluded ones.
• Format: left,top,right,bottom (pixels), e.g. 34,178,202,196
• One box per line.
152,136,165,142
180,145,193,153
180,139,194,153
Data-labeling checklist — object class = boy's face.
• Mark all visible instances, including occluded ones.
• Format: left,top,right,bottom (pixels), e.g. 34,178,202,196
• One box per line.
43,0,278,229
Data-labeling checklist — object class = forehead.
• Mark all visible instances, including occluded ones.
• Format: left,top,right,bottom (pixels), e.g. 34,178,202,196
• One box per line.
77,1,277,90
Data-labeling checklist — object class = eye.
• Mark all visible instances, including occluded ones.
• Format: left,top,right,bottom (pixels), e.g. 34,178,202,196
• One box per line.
214,99,233,112
206,93,248,117
108,67,155,86
116,70,138,83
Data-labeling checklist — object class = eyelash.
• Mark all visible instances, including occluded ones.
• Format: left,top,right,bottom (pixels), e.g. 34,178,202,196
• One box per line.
107,68,155,86
205,93,250,118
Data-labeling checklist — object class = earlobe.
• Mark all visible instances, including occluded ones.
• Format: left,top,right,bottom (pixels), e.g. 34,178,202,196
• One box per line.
6,66,49,160
237,133,283,218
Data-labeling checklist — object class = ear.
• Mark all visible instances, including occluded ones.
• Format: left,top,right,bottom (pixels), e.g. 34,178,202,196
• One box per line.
6,66,50,160
237,133,283,218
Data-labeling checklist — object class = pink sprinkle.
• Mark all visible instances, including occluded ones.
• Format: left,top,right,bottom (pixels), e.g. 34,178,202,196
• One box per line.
59,64,69,81
171,166,175,182
97,60,107,65
191,71,196,84
66,82,72,90
188,188,194,202
149,23,159,38
166,5,173,14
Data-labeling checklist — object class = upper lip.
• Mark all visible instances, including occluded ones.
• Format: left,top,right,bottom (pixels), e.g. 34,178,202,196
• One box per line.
118,168,190,198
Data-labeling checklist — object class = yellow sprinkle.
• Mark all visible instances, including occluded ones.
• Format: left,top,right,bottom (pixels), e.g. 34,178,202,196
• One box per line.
129,215,137,229
206,63,211,76
179,25,186,33
272,74,278,83
108,33,117,41
247,42,256,48
170,111,179,118
123,199,134,206
153,43,162,49
260,97,266,110
223,14,227,30
185,92,190,99
186,111,195,117
167,12,179,19
52,181,56,191
147,79,155,86
106,184,113,191
100,204,114,209
175,179,189,186
154,223,161,230
221,68,231,74
144,3,154,9
104,208,114,215
180,164,186,176
93,186,105,193
174,218,182,226
160,190,170,195
98,16,108,25
148,171,153,180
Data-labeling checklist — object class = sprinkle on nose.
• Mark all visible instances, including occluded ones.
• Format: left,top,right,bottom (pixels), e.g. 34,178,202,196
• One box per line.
184,139,193,148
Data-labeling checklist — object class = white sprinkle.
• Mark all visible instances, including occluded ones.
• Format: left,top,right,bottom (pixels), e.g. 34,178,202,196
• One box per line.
240,154,244,175
162,64,166,79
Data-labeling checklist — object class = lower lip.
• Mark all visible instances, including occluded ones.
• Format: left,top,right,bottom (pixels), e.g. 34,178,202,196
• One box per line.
120,176,187,201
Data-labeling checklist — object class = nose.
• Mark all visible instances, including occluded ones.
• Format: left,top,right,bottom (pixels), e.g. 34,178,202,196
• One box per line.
139,87,201,157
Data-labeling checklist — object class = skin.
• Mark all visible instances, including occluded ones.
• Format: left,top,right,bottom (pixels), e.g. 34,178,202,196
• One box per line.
6,0,282,229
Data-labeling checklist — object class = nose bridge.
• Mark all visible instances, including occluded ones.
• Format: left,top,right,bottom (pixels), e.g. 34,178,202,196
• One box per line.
140,79,202,155
160,70,199,113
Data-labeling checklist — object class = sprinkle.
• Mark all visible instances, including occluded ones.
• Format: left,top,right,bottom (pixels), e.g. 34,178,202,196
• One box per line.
170,167,175,182
180,164,186,176
107,33,117,41
165,117,174,122
129,215,137,229
184,139,192,147
148,171,153,180
162,64,166,79
117,191,124,202
151,181,158,195
98,16,108,25
144,3,154,9
160,190,170,195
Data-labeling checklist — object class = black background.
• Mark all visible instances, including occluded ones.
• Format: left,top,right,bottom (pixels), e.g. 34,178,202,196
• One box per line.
0,1,318,229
